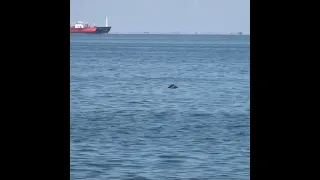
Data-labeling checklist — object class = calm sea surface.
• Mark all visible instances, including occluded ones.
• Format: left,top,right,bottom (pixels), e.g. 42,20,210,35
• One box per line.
70,34,250,180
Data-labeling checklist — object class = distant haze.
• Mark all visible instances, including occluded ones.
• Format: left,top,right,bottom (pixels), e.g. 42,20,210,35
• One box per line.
71,0,250,34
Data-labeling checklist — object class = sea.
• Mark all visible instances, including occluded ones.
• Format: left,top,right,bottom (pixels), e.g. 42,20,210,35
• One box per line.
70,34,250,180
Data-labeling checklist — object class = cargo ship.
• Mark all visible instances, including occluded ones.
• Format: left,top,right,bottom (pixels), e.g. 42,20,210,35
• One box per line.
70,16,111,34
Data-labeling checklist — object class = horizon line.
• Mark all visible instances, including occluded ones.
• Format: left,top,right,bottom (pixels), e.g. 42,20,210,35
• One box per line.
106,32,249,35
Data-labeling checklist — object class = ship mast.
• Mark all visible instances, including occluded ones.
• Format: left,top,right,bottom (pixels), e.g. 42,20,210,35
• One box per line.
105,16,108,27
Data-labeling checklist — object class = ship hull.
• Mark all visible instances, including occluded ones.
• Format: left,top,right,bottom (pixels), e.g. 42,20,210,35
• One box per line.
70,26,111,34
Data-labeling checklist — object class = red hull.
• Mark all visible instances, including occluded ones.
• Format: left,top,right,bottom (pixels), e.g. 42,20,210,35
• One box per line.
70,27,97,33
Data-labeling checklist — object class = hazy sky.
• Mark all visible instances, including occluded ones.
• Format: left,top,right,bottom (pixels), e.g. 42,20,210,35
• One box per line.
71,0,250,34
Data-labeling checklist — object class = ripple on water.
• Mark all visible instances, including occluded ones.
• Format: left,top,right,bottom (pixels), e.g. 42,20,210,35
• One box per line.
71,34,250,180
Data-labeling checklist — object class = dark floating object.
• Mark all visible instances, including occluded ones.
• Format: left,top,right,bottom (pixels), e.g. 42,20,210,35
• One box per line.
168,84,178,89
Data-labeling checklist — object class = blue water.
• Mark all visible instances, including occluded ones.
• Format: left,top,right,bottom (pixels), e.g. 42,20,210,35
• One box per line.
70,34,250,180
